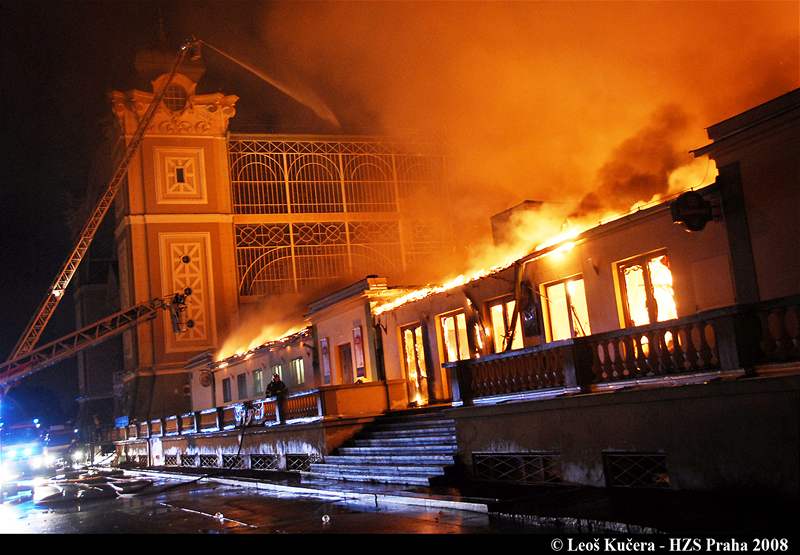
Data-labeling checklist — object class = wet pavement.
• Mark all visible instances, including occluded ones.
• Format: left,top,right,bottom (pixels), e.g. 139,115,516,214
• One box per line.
0,476,532,534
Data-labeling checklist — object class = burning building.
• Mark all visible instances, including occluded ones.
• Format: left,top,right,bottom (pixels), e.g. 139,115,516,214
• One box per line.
109,46,452,420
113,65,799,492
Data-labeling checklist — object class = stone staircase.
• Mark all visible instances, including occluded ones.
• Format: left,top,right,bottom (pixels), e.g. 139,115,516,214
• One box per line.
303,410,457,486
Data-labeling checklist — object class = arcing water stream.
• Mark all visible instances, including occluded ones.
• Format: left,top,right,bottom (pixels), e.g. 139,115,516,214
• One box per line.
199,40,341,129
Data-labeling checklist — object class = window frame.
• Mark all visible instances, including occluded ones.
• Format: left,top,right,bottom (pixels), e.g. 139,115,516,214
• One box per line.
438,309,472,363
236,373,248,400
289,357,305,386
221,377,232,403
253,368,264,396
486,295,524,353
541,274,591,342
615,249,675,328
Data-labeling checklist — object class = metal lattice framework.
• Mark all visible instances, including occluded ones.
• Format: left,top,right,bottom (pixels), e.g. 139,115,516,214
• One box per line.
222,454,245,469
235,221,402,296
603,452,670,489
164,454,178,466
228,136,443,214
199,454,219,468
229,135,450,297
250,454,280,471
473,452,562,485
285,453,321,472
180,454,199,467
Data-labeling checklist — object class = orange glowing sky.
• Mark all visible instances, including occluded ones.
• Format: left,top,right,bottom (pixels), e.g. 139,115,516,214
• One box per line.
254,1,798,218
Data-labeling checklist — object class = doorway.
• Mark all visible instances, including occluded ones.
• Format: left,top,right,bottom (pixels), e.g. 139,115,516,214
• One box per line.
401,324,430,406
338,343,354,384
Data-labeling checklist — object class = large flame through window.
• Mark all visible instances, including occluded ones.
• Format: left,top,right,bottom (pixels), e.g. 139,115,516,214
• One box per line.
619,252,677,327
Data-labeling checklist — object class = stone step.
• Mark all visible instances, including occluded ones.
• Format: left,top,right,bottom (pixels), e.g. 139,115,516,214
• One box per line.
310,463,446,476
338,445,456,456
366,427,456,438
370,418,455,431
324,454,456,465
352,436,456,447
303,470,431,486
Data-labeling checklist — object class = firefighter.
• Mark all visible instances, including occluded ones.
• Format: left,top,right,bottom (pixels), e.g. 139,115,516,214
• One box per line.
266,373,288,424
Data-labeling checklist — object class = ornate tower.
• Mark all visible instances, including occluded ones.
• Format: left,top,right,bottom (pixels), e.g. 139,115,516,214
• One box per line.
110,46,239,419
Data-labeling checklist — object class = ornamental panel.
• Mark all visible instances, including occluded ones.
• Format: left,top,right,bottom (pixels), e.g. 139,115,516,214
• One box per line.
153,147,208,204
158,233,217,352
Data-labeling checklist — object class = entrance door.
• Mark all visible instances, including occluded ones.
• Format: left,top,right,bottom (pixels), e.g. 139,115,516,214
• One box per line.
401,325,430,406
338,343,354,384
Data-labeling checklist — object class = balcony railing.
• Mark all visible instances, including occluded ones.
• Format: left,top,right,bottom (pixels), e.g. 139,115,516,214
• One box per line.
114,381,388,442
446,295,800,405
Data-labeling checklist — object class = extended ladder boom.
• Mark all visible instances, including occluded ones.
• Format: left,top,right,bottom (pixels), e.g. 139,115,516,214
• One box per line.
8,40,195,360
0,291,191,389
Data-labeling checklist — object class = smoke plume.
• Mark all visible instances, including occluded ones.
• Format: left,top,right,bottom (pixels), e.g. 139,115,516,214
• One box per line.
216,294,307,360
246,2,798,252
574,104,691,216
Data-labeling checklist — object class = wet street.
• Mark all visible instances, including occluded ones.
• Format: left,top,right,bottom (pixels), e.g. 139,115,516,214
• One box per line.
0,477,527,534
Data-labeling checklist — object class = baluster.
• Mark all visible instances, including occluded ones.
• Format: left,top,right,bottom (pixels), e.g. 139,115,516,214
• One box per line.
499,360,510,394
672,326,687,373
551,350,562,387
542,353,551,388
497,361,507,394
622,337,637,379
610,340,622,380
658,328,673,374
683,323,699,371
548,351,558,387
509,357,519,393
645,330,662,376
697,322,714,370
529,354,540,390
519,354,531,391
490,361,500,395
591,341,605,382
602,340,613,381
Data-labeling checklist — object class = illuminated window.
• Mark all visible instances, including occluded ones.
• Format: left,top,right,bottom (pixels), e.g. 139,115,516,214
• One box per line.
440,312,471,362
543,276,591,341
290,358,305,386
253,369,264,395
236,374,247,400
270,363,283,379
617,252,678,327
488,298,524,353
222,378,232,403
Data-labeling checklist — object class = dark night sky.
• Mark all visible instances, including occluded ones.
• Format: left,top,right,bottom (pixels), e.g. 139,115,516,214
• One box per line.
0,1,351,423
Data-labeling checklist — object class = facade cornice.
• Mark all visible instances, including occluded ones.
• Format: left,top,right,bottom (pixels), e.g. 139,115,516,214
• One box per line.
110,87,238,138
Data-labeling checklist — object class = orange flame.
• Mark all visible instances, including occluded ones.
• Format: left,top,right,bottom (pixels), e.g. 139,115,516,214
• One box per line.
374,160,715,316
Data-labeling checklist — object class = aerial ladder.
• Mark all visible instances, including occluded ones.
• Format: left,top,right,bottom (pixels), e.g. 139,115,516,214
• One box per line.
2,36,332,395
7,39,200,361
0,39,201,397
0,290,192,390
